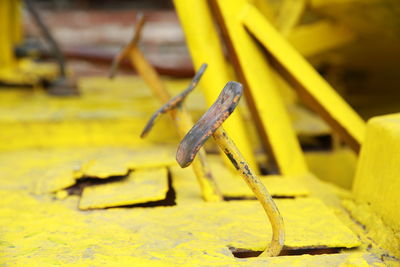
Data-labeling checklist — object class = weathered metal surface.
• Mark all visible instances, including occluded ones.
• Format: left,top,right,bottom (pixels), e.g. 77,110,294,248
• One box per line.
79,168,168,210
141,63,207,138
109,13,145,79
0,146,176,194
176,81,243,168
213,127,285,257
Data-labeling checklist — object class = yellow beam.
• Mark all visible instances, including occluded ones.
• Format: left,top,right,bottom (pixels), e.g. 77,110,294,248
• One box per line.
211,0,308,176
173,0,258,172
10,0,22,45
288,20,356,58
275,0,307,36
0,0,15,69
242,4,366,152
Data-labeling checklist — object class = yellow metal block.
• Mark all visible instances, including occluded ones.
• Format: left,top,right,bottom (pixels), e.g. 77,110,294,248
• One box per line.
212,0,308,176
79,168,168,210
173,0,258,172
351,113,400,257
241,3,366,152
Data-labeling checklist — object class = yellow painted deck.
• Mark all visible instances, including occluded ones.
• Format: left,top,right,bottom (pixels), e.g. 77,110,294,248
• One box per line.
0,77,397,266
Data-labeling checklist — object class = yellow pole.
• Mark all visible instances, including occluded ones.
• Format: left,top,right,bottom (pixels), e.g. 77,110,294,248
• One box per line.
10,0,23,46
0,0,15,69
173,0,259,172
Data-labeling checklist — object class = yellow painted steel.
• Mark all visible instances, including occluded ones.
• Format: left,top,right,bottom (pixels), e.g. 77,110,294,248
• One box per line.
0,0,16,69
10,0,22,45
212,0,309,176
241,4,366,152
0,79,394,265
351,113,400,258
173,0,258,172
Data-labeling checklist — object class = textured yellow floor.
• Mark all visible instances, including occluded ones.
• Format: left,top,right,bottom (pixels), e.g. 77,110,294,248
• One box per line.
0,77,390,266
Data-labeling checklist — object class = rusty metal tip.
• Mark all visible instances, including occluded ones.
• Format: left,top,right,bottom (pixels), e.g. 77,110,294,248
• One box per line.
136,12,145,21
108,60,118,79
176,150,192,168
226,81,243,93
175,80,243,169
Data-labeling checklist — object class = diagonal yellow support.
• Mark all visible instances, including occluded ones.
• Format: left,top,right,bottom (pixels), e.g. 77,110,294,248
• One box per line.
173,0,258,172
210,0,309,176
241,3,366,152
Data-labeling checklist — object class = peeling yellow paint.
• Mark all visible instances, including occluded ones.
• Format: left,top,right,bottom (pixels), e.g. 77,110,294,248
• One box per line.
0,146,176,194
79,168,168,210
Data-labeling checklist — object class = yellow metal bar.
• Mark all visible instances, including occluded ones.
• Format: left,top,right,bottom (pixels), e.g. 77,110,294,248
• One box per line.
0,0,15,69
288,20,356,58
242,4,366,152
211,0,309,176
173,0,258,172
10,0,23,45
213,127,284,257
275,0,307,36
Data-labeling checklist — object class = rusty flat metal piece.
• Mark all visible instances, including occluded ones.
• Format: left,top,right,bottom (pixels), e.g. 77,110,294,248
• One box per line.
140,63,208,138
109,13,145,79
176,81,243,168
